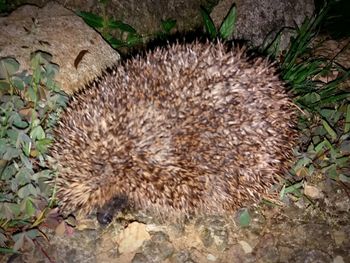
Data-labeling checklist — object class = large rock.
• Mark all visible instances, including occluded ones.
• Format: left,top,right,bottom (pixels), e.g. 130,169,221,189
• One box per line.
211,0,315,48
28,0,314,48
0,1,120,94
9,0,314,49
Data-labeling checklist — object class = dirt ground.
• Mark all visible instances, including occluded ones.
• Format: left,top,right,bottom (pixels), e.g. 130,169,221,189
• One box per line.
2,176,349,263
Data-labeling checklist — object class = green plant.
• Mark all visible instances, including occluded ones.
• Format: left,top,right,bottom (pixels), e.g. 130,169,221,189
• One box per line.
267,2,350,197
202,0,350,197
78,10,143,49
0,51,68,252
200,3,237,40
262,2,349,109
77,1,176,50
0,0,12,13
0,0,6,12
290,104,350,182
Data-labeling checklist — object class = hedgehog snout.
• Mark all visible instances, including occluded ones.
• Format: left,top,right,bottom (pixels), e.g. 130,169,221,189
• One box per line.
96,195,129,225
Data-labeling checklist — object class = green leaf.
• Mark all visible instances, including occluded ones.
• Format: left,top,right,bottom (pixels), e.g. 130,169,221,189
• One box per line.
0,80,11,90
126,33,142,46
19,133,32,157
238,209,251,227
161,19,176,33
12,113,28,129
11,96,24,109
108,37,127,49
319,109,340,123
200,6,217,39
0,57,20,79
77,11,104,28
0,140,7,154
3,146,20,160
19,198,36,217
18,184,38,198
11,76,25,91
283,181,303,194
12,232,24,251
30,51,52,67
322,120,337,141
44,63,60,80
335,156,349,167
1,163,17,180
28,184,39,196
50,93,68,108
6,129,19,145
308,164,315,175
344,104,350,134
219,4,236,40
26,85,37,102
36,138,52,154
0,247,18,255
318,92,350,106
20,153,33,170
15,167,32,186
32,170,52,181
339,174,350,183
32,119,40,127
324,164,338,180
0,203,21,219
298,92,321,105
30,125,45,140
314,140,327,154
293,156,312,168
21,73,32,87
108,20,137,33
24,229,40,239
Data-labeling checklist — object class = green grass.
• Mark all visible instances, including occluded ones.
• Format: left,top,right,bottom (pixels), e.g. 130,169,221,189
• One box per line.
274,3,350,196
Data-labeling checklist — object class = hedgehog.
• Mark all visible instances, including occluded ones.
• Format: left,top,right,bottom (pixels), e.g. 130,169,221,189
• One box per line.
50,41,298,224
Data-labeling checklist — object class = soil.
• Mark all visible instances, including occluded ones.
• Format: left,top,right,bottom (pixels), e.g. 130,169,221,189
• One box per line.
2,178,349,263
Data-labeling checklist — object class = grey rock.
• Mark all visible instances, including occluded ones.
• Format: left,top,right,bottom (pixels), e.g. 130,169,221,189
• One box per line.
12,0,314,50
211,0,314,48
0,1,120,94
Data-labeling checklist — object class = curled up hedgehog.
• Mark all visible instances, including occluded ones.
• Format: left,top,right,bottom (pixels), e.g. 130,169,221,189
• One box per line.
50,41,298,225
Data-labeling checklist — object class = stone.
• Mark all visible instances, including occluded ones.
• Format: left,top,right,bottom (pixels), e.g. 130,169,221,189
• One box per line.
0,1,120,94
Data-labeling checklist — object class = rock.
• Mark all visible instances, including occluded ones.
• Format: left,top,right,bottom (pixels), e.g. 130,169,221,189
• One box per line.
211,0,314,48
0,1,120,94
291,249,332,263
333,230,346,246
170,250,196,263
131,253,149,263
238,240,253,254
207,253,217,261
116,222,151,254
304,183,324,199
12,0,314,50
195,216,229,251
138,232,175,262
333,255,345,263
